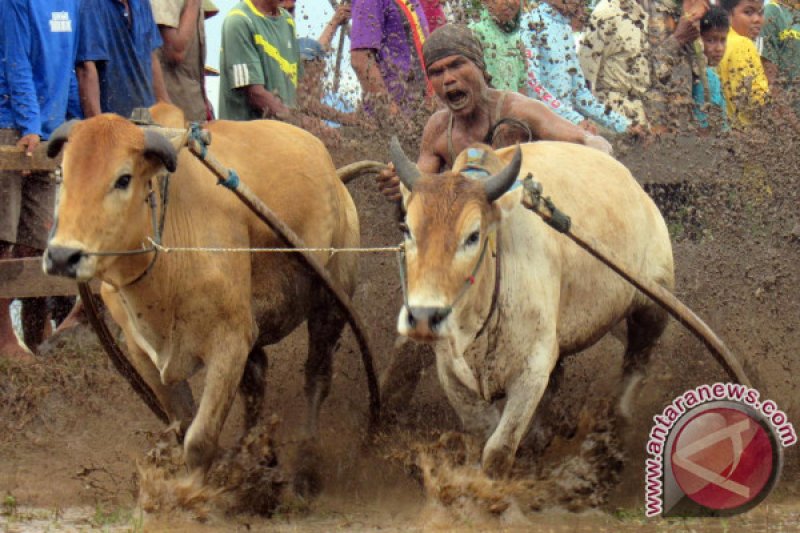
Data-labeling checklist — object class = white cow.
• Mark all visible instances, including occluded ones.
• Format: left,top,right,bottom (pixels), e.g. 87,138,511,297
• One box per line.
390,139,674,477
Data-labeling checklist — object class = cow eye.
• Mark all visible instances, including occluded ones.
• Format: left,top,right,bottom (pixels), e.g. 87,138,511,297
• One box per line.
114,174,132,190
399,222,412,240
464,230,480,247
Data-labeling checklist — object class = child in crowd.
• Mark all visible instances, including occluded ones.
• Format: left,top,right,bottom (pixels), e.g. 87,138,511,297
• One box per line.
694,6,730,130
719,0,769,125
761,0,800,115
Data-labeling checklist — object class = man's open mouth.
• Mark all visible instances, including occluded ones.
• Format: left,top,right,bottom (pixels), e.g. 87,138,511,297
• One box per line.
445,89,469,110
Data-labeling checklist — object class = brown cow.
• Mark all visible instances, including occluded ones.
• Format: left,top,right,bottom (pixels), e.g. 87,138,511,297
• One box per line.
44,111,360,477
391,139,674,477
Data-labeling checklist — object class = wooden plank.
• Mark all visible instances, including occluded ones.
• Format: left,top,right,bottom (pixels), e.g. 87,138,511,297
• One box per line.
0,257,100,298
0,145,61,172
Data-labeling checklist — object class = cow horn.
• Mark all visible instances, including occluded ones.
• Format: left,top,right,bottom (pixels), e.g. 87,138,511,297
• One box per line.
143,130,178,172
389,136,421,191
46,119,81,158
484,145,522,203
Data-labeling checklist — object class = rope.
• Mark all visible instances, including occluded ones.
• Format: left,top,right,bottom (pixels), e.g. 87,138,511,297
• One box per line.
146,237,402,255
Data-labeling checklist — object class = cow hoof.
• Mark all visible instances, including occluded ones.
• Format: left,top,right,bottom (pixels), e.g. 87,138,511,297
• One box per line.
482,447,513,479
292,440,323,499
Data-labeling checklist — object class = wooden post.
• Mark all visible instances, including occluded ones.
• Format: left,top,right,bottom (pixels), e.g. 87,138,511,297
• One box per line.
0,145,60,172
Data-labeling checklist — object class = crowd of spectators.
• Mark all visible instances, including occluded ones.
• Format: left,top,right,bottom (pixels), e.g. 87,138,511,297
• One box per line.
1,0,798,361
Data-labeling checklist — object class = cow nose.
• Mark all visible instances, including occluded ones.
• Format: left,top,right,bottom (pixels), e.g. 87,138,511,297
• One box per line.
407,306,451,332
44,245,85,278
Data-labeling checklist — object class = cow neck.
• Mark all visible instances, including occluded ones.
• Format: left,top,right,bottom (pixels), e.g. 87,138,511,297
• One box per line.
473,227,501,342
116,171,172,290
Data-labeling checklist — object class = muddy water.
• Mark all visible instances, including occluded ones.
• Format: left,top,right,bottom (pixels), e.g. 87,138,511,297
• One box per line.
1,118,798,530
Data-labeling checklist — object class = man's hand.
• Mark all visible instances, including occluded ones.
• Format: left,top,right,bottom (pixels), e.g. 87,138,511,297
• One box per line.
331,3,351,27
583,133,613,155
16,133,40,156
376,162,402,201
673,1,708,45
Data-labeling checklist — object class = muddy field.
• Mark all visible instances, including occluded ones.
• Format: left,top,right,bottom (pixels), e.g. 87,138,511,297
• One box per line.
1,123,798,531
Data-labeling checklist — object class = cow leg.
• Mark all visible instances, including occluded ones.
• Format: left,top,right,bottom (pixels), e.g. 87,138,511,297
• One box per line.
482,340,558,478
105,294,195,435
239,346,268,430
618,305,669,419
184,337,249,473
436,357,499,441
304,293,345,438
122,339,195,436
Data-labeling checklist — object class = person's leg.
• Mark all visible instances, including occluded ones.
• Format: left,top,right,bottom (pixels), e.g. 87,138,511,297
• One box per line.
15,170,56,353
0,142,33,362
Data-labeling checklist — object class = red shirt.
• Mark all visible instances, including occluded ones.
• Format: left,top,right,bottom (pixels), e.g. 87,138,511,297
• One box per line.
420,0,446,32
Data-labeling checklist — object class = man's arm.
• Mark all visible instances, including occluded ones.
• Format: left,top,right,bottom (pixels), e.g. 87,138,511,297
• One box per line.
351,49,397,113
151,51,172,103
157,0,202,64
244,85,290,118
319,3,350,51
512,94,612,153
75,61,102,117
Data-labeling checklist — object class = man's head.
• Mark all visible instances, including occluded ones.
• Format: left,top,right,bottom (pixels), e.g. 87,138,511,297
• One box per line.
482,0,520,27
545,0,585,21
721,0,764,40
279,0,296,16
700,6,729,66
423,25,490,116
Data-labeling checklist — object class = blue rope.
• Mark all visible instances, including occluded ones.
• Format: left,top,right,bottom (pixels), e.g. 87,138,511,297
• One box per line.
189,122,207,160
220,169,240,190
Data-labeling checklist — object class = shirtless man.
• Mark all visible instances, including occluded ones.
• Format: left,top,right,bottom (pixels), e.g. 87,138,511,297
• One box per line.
377,24,612,409
376,23,612,200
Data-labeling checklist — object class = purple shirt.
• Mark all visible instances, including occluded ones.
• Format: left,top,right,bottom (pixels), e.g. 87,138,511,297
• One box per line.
350,0,429,109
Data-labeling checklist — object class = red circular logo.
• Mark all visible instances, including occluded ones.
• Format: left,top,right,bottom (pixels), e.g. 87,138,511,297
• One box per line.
671,407,774,510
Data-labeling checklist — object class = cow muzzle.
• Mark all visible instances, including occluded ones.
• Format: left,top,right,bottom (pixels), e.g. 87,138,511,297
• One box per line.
403,305,452,340
44,245,87,279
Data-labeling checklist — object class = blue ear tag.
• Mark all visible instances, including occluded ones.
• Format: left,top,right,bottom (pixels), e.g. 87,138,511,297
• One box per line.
462,147,491,179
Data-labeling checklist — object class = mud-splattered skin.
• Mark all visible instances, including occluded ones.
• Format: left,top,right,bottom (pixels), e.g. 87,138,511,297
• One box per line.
43,107,361,477
395,141,674,477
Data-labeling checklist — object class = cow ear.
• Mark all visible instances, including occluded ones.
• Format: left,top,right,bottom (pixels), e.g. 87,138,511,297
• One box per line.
143,130,178,172
47,119,80,158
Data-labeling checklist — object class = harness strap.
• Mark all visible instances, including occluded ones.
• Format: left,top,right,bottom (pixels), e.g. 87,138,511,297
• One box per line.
473,228,501,341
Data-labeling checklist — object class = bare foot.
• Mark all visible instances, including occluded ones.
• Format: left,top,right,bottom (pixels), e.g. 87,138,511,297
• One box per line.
53,300,87,335
0,341,36,364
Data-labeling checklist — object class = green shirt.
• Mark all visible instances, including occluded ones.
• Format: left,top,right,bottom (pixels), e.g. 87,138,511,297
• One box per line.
469,6,527,92
762,2,800,113
219,1,300,120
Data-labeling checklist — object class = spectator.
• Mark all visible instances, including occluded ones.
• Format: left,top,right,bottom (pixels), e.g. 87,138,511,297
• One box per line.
579,0,653,128
350,0,431,117
0,0,80,361
218,0,301,121
421,0,447,32
522,0,630,134
761,0,800,115
469,0,527,93
693,6,729,130
645,0,710,131
580,0,708,131
719,0,769,125
151,0,219,122
76,0,171,119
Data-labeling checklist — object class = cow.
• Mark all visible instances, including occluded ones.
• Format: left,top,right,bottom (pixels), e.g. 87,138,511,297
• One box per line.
390,139,674,478
43,109,361,478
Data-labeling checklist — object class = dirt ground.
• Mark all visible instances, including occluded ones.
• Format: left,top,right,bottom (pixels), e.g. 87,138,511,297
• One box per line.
1,121,798,532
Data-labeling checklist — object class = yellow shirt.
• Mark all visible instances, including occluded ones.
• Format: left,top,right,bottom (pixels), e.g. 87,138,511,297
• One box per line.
718,27,770,125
